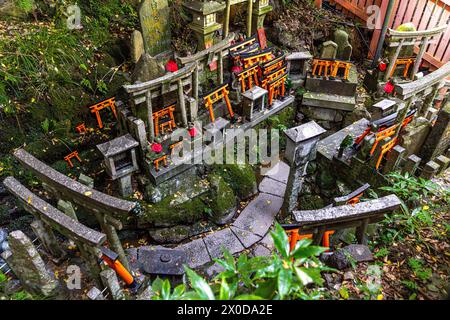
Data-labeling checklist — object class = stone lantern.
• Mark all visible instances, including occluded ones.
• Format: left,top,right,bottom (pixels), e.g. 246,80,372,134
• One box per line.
241,85,268,121
183,0,226,48
252,0,273,34
97,134,139,197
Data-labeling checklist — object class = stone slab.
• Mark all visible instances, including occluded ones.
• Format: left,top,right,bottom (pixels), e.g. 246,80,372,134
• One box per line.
230,226,262,249
232,193,283,237
302,92,356,111
317,118,370,161
258,177,287,198
176,238,211,268
203,228,244,259
260,161,290,184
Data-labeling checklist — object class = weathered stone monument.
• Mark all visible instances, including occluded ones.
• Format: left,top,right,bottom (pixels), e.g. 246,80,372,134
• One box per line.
320,41,337,59
281,121,326,218
139,0,171,56
1,230,58,297
334,29,352,61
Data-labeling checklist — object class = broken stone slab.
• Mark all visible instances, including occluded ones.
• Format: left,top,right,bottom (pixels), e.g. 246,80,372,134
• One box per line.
259,232,274,250
2,230,58,297
232,193,283,237
230,226,262,249
258,177,287,198
320,40,338,59
139,247,186,276
260,161,290,184
100,268,125,300
203,228,245,259
325,244,373,270
87,286,106,300
176,238,211,268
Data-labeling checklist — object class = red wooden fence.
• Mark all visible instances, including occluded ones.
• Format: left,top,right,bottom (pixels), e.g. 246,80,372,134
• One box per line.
326,0,450,69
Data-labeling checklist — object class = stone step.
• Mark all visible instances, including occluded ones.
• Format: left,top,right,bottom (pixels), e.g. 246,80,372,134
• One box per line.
302,92,356,112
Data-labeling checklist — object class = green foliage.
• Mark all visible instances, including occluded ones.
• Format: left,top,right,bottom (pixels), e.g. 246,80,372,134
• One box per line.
15,0,34,12
151,223,331,300
408,258,432,281
377,172,449,244
380,172,447,204
0,271,33,300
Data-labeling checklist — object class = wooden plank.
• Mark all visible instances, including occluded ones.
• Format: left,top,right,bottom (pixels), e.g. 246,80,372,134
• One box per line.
393,0,411,28
403,0,420,23
428,6,449,55
334,0,370,20
434,15,450,59
418,2,436,30
388,0,401,27
412,0,429,27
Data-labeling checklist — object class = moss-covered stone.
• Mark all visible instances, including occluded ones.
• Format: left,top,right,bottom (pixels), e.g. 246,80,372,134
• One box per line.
148,225,191,244
206,174,236,225
212,164,257,199
138,187,208,227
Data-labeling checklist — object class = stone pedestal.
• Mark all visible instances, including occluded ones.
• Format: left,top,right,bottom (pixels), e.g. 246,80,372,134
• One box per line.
281,121,326,218
402,154,421,175
420,160,440,179
118,174,133,197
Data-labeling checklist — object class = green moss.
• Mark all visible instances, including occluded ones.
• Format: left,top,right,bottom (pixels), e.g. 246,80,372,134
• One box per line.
139,193,207,227
212,164,257,199
207,174,236,216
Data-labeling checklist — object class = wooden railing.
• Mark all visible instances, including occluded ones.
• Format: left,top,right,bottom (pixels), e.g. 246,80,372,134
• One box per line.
327,0,450,69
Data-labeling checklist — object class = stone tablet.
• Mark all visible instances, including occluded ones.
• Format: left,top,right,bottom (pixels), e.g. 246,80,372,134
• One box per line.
139,0,171,56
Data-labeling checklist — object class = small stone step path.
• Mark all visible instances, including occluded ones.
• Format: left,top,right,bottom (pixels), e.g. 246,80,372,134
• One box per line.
174,161,289,268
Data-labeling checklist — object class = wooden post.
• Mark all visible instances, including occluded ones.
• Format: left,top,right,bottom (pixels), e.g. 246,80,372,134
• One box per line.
223,0,231,39
218,51,224,84
384,39,405,82
313,226,326,245
178,79,188,127
146,90,154,142
411,37,429,79
247,0,253,38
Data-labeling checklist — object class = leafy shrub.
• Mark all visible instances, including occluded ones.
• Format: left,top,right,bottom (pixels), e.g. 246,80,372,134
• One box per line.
151,223,332,300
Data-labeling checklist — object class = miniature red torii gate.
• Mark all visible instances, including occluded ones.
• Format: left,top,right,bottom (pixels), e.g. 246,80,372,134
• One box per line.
241,49,274,69
236,64,260,93
267,73,287,106
203,83,234,123
89,97,117,129
152,104,176,137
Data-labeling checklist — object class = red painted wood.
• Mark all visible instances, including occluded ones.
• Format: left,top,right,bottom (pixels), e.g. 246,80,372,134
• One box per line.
412,0,428,27
402,0,419,23
417,2,434,30
432,8,450,58
393,0,410,28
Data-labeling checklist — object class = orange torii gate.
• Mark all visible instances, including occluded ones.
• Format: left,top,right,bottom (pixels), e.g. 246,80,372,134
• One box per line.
261,66,287,90
375,137,398,170
312,59,351,80
228,35,258,54
267,73,287,106
241,48,274,69
261,54,286,76
390,57,415,79
152,104,176,137
89,97,117,129
203,83,234,123
236,64,260,93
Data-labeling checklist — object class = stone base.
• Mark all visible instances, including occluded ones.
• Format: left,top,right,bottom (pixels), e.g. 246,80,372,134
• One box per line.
302,92,356,112
305,66,358,97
